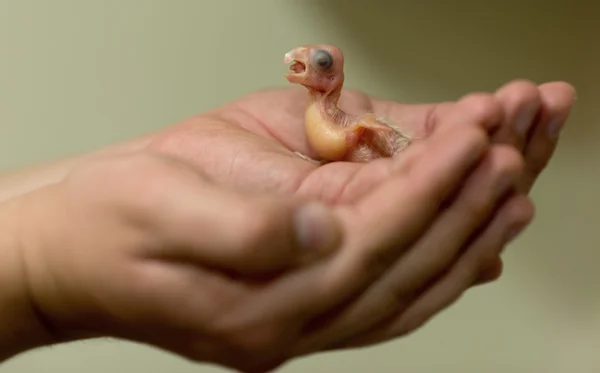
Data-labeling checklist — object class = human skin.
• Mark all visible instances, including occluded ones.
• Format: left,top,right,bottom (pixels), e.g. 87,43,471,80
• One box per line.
147,79,574,282
0,81,573,204
0,120,520,373
0,80,575,372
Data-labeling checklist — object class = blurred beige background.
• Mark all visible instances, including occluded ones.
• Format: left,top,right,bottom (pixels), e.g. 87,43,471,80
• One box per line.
0,0,598,372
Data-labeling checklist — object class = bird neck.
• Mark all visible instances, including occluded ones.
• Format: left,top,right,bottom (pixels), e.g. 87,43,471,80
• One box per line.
308,81,342,107
306,71,344,106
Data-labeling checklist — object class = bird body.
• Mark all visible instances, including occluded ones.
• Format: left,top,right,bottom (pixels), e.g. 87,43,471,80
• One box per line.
284,44,413,163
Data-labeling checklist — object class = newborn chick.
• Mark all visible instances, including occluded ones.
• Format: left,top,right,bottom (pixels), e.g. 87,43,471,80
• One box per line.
284,44,413,163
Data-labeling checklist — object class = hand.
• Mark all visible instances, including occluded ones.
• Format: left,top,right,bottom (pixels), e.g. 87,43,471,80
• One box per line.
149,80,574,199
148,80,575,283
12,103,520,372
298,80,577,352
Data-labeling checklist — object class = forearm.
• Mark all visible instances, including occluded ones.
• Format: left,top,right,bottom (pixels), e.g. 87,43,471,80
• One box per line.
0,133,156,361
0,135,153,204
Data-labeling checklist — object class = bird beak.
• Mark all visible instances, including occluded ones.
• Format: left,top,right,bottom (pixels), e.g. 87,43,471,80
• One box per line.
284,47,309,84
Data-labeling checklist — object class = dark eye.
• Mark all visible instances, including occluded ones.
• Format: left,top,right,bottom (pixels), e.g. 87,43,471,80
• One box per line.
313,49,333,70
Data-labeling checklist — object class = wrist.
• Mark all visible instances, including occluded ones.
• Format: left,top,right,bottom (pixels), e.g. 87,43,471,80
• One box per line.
0,134,154,204
10,183,108,345
0,196,57,361
0,134,158,359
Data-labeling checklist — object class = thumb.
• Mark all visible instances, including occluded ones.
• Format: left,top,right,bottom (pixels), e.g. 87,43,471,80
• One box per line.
155,180,343,275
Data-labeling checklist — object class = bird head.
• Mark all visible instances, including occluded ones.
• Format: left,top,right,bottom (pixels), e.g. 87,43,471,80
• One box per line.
284,44,344,94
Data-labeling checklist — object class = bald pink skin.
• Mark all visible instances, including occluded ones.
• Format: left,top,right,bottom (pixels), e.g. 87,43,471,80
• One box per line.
284,44,412,163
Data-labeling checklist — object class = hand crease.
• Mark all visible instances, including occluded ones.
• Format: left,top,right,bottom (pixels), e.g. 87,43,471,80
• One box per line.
334,165,365,205
228,103,289,147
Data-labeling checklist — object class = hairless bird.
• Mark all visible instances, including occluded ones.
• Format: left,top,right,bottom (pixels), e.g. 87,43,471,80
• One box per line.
284,43,414,164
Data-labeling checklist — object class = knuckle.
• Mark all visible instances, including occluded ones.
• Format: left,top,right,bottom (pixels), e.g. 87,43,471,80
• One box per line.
363,247,397,276
460,93,502,124
235,204,282,253
118,157,178,209
472,197,535,264
444,126,489,170
474,221,511,267
110,152,168,180
215,324,287,368
459,147,526,219
505,79,541,102
475,252,499,278
506,195,536,226
461,192,490,218
462,126,489,152
542,82,577,108
241,361,287,373
65,152,169,205
488,146,525,180
382,281,414,311
105,153,167,186
237,328,282,355
510,78,538,87
526,151,551,175
478,258,503,278
395,313,431,337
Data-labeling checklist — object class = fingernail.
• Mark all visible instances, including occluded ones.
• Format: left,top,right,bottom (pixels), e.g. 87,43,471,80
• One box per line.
514,103,538,135
293,203,341,259
547,116,565,141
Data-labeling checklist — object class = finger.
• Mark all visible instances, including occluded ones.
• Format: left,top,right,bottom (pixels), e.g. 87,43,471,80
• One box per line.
230,109,492,329
371,91,503,139
345,195,534,348
295,145,523,352
222,94,504,338
378,146,522,292
348,93,503,253
299,93,505,205
345,107,493,278
338,89,375,115
370,100,439,139
493,79,542,151
248,97,501,330
144,158,343,275
518,81,576,192
325,95,504,302
301,93,503,205
473,257,504,286
427,92,505,135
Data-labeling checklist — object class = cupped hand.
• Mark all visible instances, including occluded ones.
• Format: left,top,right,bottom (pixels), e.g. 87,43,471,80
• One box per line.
15,102,527,372
148,80,575,202
142,80,575,361
148,80,575,286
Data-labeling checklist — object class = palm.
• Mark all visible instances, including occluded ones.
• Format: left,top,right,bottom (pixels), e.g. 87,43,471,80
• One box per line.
148,81,573,203
148,87,434,203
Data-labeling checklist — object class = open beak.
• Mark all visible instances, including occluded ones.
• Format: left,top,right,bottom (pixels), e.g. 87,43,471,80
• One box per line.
284,48,309,84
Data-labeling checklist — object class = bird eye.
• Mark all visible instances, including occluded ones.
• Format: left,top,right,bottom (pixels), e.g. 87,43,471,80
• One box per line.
312,49,333,70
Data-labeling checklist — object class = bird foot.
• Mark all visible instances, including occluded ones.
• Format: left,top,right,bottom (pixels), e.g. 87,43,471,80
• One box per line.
294,151,324,166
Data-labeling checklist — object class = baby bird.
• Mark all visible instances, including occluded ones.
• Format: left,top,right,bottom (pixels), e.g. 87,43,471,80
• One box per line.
284,43,413,163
